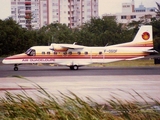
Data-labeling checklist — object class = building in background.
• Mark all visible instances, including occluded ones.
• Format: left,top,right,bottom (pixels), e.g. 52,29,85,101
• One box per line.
11,0,99,29
11,0,40,29
102,0,157,25
122,0,135,13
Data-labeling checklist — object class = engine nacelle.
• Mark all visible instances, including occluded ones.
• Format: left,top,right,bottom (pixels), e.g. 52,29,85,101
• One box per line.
50,43,68,52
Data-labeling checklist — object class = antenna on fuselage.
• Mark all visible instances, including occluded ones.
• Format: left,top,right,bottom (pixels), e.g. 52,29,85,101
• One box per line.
105,43,109,46
73,42,77,45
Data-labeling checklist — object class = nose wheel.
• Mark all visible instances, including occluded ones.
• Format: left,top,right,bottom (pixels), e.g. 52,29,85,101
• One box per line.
14,64,19,71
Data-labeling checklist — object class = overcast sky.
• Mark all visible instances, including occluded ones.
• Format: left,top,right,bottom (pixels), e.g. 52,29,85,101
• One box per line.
0,0,158,20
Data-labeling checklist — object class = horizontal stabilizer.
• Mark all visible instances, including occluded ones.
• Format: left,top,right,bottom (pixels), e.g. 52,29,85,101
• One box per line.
143,50,158,53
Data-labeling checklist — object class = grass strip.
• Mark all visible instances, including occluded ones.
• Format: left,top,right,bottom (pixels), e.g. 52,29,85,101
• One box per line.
0,81,159,120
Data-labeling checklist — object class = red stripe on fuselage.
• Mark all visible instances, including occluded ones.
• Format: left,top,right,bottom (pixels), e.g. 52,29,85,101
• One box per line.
4,54,148,60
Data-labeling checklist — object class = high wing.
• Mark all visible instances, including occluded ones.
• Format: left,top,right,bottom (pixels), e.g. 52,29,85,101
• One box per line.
50,43,84,52
60,44,84,49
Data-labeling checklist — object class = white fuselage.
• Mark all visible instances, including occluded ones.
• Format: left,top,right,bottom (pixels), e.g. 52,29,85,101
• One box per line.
2,45,149,67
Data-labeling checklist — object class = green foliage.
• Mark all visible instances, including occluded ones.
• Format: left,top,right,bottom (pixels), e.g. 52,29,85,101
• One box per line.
78,17,132,46
0,18,34,55
155,2,160,17
151,19,160,52
0,83,159,120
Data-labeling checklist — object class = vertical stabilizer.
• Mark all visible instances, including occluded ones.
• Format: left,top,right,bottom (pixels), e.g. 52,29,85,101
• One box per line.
132,25,153,43
113,25,153,49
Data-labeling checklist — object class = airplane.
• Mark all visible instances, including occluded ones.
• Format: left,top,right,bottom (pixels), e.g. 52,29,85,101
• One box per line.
2,25,158,71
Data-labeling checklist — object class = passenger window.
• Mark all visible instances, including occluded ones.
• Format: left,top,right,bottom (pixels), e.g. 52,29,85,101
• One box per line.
63,52,67,55
68,51,72,55
77,51,81,55
54,51,57,55
47,52,50,55
42,52,45,55
85,52,88,55
99,52,102,55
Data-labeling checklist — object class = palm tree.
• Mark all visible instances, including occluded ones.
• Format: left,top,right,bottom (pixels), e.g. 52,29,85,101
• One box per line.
156,2,160,18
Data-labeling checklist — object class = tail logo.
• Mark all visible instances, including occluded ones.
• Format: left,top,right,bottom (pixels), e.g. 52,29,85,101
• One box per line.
142,32,150,40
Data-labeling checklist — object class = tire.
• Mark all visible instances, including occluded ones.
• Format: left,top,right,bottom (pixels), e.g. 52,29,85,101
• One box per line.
70,65,79,70
73,65,78,70
14,66,18,71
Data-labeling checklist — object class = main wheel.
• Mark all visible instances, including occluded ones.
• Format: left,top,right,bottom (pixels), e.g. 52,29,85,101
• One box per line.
70,65,79,70
73,65,79,70
14,66,18,71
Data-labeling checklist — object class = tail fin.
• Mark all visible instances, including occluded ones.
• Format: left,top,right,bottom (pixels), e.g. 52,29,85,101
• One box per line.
117,25,153,49
132,25,153,43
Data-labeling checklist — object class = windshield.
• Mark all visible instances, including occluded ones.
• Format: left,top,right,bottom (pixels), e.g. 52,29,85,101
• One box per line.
25,48,32,55
25,49,36,56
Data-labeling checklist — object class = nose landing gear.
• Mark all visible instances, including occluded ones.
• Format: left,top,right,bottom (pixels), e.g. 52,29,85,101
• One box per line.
14,64,19,71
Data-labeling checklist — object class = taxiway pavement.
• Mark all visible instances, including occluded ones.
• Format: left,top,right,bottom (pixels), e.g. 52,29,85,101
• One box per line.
0,64,160,103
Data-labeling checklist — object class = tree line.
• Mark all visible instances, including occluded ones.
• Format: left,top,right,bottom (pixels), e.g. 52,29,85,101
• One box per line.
0,16,160,56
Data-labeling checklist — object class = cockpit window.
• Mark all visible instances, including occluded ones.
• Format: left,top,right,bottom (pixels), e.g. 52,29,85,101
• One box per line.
30,50,36,56
25,49,36,56
25,49,32,55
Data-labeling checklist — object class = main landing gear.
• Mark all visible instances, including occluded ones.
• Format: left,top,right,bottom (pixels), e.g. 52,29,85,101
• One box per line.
70,65,79,70
14,64,19,71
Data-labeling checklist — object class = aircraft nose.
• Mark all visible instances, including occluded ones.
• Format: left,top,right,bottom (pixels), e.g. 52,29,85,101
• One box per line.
2,58,8,64
2,59,6,64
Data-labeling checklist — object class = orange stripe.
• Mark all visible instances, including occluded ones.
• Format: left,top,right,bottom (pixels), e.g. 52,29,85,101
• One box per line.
5,54,148,60
119,41,153,47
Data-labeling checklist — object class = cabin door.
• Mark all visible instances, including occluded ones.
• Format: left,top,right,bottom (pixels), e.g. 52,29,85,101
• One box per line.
96,51,104,63
91,50,104,63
